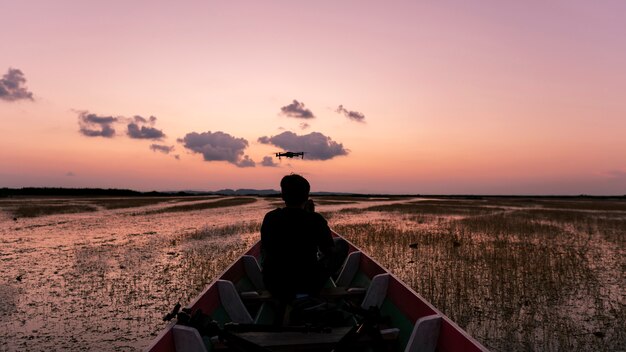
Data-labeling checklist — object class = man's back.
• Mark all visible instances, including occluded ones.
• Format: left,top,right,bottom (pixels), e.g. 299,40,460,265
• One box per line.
261,207,333,300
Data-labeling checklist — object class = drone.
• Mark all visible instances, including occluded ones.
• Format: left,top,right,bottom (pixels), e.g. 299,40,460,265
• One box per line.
275,151,305,160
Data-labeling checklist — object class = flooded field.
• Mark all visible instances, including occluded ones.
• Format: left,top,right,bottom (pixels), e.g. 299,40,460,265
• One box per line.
0,196,624,351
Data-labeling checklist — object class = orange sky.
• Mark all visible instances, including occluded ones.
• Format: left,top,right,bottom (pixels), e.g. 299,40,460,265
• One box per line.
1,1,625,194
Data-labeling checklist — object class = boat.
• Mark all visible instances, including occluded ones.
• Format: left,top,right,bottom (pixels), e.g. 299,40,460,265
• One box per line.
146,232,489,352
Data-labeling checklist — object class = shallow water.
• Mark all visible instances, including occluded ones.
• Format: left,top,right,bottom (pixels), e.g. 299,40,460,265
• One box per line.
0,196,624,351
0,197,270,351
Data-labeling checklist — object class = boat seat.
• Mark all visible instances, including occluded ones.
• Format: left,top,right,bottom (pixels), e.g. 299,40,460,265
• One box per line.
335,251,361,287
404,314,442,352
217,280,254,324
238,256,272,303
172,325,208,352
241,255,265,291
361,273,390,309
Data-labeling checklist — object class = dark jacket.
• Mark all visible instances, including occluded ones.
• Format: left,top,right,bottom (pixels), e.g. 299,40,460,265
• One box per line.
261,207,333,300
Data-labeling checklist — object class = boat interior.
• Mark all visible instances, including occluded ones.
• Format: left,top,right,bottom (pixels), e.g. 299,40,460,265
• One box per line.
166,247,445,352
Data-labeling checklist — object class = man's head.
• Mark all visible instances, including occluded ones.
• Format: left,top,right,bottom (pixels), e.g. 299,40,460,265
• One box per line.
280,174,310,207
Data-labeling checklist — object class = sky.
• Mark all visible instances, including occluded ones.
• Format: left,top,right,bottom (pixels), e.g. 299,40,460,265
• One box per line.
1,0,625,195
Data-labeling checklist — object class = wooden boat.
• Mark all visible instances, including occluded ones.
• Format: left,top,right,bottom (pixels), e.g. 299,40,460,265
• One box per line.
146,232,488,352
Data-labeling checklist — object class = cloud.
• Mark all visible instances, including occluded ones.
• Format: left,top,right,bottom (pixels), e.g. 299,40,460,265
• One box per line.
78,111,118,138
336,105,365,123
133,115,157,124
261,156,278,167
127,115,165,139
150,144,174,154
280,100,315,119
181,131,255,167
128,124,165,139
300,122,310,130
66,172,76,177
257,131,348,160
0,68,34,102
237,155,256,168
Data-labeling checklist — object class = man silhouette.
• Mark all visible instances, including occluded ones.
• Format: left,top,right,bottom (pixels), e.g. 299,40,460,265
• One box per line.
261,174,348,302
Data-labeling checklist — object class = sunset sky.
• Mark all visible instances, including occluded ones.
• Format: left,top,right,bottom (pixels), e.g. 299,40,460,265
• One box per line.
1,1,625,194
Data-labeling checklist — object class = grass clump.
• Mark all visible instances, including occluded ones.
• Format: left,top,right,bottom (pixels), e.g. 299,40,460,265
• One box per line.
184,222,261,241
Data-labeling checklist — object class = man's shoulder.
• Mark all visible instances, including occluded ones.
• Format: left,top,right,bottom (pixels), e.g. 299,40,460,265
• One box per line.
307,212,329,231
262,207,286,224
264,207,283,217
310,211,327,222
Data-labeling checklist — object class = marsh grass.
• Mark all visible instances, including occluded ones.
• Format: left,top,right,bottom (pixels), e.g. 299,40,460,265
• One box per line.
89,197,197,209
60,220,261,350
0,196,221,218
10,204,98,218
358,200,506,216
182,221,261,241
144,197,257,214
331,201,625,351
534,199,626,212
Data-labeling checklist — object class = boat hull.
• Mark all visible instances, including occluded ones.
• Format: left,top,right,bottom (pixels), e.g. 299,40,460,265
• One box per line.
146,232,488,352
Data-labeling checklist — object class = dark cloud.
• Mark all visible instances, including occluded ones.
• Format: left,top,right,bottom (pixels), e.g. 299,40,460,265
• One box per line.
181,131,255,167
127,115,165,139
261,156,278,167
133,115,157,124
280,100,315,119
150,144,174,154
0,68,34,102
300,122,310,130
336,105,365,123
128,124,165,139
257,131,348,160
78,111,118,138
237,155,256,168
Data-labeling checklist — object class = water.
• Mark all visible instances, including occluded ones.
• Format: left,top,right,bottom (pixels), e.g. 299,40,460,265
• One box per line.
0,197,270,351
1,196,624,351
